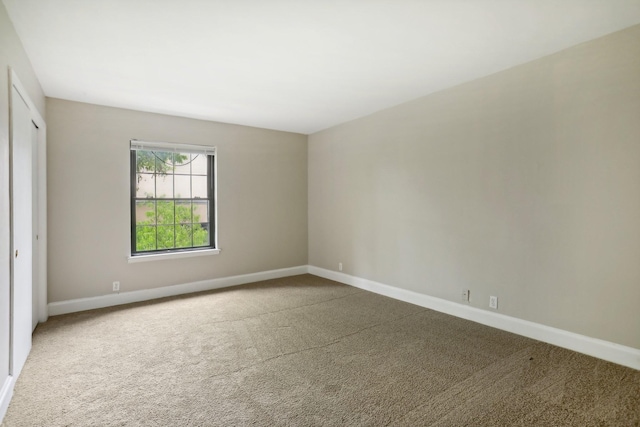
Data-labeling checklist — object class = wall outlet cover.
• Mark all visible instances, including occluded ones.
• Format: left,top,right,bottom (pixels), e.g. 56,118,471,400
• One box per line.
489,296,498,309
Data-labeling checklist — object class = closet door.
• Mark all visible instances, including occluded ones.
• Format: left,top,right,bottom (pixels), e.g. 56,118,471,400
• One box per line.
31,122,39,332
10,85,33,377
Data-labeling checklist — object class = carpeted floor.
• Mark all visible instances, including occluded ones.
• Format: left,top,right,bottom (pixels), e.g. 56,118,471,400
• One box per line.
4,274,640,426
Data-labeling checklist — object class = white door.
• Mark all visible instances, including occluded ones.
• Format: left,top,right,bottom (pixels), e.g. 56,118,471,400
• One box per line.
10,85,33,376
31,122,39,332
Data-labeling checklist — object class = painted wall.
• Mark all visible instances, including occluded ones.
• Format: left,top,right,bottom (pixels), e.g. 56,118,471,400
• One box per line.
0,0,45,413
46,99,307,302
309,24,640,349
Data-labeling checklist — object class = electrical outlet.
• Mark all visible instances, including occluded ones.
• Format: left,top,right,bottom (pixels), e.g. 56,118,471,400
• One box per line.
113,281,120,292
462,289,470,302
338,262,343,271
489,296,498,309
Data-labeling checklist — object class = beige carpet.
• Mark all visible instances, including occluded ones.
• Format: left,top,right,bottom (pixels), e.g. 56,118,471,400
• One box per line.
4,274,639,426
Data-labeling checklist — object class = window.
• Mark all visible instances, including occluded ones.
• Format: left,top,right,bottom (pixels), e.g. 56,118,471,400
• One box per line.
130,140,216,257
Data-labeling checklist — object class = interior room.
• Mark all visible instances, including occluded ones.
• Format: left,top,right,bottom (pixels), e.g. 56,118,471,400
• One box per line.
1,1,639,425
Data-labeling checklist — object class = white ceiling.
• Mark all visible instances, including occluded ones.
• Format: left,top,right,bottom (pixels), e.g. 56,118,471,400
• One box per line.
4,0,640,134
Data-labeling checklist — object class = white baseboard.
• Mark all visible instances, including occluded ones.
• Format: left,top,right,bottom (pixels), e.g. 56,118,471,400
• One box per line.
48,266,308,316
308,266,640,371
0,375,15,425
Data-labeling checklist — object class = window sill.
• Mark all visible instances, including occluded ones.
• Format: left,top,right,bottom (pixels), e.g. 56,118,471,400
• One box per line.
128,248,220,263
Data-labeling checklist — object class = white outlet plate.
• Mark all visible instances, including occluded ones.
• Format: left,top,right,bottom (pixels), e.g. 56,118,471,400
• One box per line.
338,262,343,271
489,296,498,309
113,281,120,292
462,289,470,302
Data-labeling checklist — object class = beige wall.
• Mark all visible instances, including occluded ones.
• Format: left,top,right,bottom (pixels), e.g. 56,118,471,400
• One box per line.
0,1,46,381
47,98,307,302
309,25,640,349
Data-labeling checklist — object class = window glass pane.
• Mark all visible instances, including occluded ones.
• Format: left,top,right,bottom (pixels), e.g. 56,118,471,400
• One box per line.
174,175,191,198
132,147,215,255
192,175,208,199
175,201,192,224
136,225,157,251
191,154,208,175
154,151,174,174
136,173,155,198
193,200,208,223
156,174,174,198
193,223,209,247
173,152,191,175
156,201,175,225
157,225,175,249
136,150,156,173
176,224,193,248
136,201,156,225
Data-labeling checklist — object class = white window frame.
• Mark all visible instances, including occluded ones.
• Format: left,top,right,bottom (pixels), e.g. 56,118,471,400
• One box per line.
128,140,219,263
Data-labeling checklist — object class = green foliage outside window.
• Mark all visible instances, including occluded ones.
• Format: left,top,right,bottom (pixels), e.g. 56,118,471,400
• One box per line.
136,200,208,252
136,151,188,176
